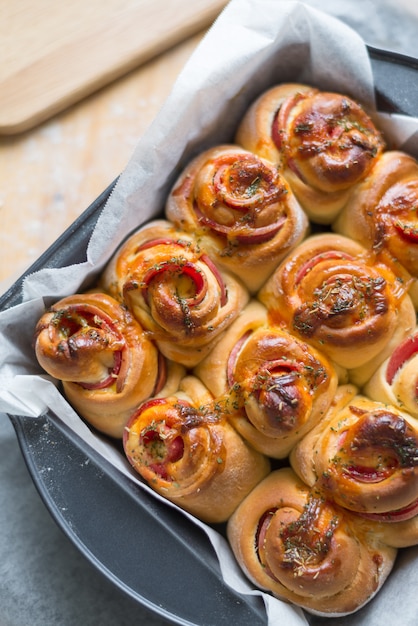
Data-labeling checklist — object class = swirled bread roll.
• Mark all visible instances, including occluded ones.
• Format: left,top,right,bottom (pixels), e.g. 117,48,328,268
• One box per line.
123,375,270,523
101,219,249,367
165,144,309,292
333,150,418,308
258,233,416,382
195,301,339,458
235,83,384,224
227,467,396,616
34,292,164,438
291,385,418,520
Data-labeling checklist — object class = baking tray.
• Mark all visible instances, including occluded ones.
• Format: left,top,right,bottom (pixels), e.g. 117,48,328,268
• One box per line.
1,46,418,626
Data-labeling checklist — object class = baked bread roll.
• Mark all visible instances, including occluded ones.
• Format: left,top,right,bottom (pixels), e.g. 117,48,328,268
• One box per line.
195,301,338,458
258,233,416,381
333,150,418,307
227,467,396,616
291,385,418,519
34,292,162,438
235,83,384,223
101,219,249,367
364,327,418,419
165,144,309,293
123,375,270,523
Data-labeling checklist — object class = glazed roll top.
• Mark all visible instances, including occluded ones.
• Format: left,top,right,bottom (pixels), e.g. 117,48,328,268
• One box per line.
258,232,416,380
364,327,418,419
166,144,309,292
291,386,418,519
34,292,161,438
32,75,418,620
227,467,396,616
235,83,384,223
101,219,249,367
123,376,270,523
333,150,418,308
225,325,337,454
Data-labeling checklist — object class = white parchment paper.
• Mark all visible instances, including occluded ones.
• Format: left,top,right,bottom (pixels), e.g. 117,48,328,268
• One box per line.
1,2,418,624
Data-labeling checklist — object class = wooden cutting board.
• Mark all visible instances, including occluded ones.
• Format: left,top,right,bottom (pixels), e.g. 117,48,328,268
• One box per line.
0,0,228,135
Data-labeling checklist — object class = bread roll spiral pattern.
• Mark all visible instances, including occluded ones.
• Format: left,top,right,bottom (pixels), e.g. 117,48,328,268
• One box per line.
34,292,161,438
123,376,270,523
101,219,249,367
227,467,396,616
165,144,309,292
364,327,418,419
235,83,384,223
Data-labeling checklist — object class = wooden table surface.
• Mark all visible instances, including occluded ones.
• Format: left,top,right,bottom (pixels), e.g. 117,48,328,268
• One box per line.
1,0,417,294
0,30,203,290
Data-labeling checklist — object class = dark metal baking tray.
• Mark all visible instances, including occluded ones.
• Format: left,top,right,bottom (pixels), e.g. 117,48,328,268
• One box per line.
1,46,417,626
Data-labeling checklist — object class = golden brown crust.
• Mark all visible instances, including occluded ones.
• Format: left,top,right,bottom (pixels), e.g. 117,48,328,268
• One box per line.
34,292,160,438
123,376,270,523
333,150,418,307
258,233,414,371
355,508,418,549
227,467,396,616
194,300,339,458
165,144,309,293
228,329,337,456
291,389,418,516
236,84,384,224
100,219,249,367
